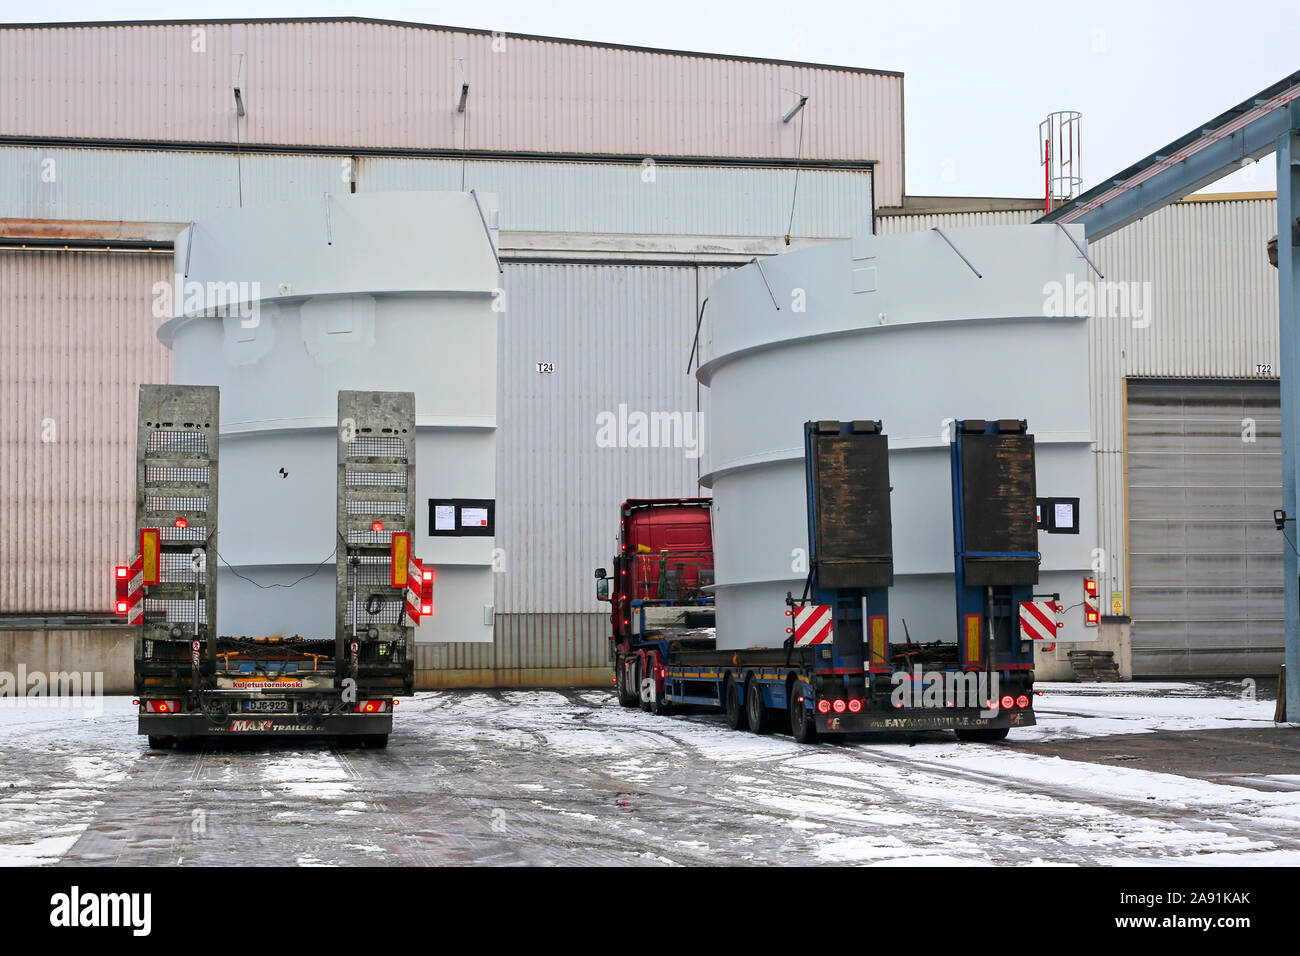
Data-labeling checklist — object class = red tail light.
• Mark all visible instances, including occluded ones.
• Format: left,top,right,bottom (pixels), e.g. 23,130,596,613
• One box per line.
371,521,384,532
355,700,390,713
816,699,831,714
847,698,862,713
143,699,181,713
1016,694,1030,709
174,517,188,528
832,699,846,714
1000,695,1015,710
115,565,131,612
1083,577,1098,597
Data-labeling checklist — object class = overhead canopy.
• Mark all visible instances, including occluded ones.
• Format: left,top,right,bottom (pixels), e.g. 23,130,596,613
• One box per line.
1041,70,1300,241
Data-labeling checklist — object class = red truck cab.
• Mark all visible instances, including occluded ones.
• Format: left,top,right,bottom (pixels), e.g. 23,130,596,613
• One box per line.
595,498,713,706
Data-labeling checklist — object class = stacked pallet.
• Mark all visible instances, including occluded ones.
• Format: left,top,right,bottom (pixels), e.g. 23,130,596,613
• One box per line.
1069,649,1122,682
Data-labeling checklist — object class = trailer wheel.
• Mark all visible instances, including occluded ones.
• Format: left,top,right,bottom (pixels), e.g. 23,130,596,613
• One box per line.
788,686,818,744
724,677,747,730
147,735,175,750
954,727,1009,743
363,734,389,749
616,657,639,707
745,677,772,735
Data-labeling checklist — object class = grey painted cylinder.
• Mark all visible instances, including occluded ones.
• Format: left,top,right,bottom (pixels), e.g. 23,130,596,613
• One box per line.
698,224,1097,650
159,191,500,642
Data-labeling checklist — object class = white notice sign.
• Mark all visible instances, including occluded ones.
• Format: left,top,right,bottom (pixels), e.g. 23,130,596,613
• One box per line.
434,504,456,532
1054,501,1074,529
461,507,489,528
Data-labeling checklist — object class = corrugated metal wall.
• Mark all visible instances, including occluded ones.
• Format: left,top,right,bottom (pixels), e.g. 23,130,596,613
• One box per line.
0,146,872,239
874,208,1039,233
496,264,707,614
0,251,172,612
0,20,904,204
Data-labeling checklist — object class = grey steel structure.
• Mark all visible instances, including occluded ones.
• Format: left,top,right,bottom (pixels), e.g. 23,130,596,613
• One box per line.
134,384,218,675
335,390,417,674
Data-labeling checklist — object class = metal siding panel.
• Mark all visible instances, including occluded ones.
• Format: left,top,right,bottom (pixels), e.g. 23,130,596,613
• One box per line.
873,209,1040,233
496,264,702,615
0,22,904,195
0,251,172,613
0,147,870,239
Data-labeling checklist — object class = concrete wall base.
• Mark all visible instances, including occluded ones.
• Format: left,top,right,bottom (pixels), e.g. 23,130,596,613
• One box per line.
0,630,134,693
1032,617,1134,682
1,619,614,695
415,668,609,689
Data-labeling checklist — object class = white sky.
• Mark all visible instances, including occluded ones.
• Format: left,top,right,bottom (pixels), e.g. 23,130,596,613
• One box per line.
8,0,1296,199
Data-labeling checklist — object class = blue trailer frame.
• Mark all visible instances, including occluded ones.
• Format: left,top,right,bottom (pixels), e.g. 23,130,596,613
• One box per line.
628,419,1038,741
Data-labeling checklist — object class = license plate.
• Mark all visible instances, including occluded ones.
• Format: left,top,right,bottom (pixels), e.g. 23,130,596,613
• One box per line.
242,699,292,713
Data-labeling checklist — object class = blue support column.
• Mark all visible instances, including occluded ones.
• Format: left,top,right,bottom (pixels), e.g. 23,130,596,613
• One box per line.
1282,101,1300,723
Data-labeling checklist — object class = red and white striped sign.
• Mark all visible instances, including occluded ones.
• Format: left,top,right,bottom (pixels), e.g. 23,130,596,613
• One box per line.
791,604,833,646
125,555,144,625
1019,600,1060,641
404,556,424,627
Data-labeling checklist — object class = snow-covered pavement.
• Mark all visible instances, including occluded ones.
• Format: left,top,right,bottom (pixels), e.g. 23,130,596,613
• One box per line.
0,683,1296,866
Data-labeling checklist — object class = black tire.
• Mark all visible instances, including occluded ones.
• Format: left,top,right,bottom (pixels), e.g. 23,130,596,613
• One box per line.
639,660,654,713
616,657,639,707
954,727,1009,743
363,733,389,749
788,683,818,744
724,677,747,730
147,735,175,750
745,677,772,735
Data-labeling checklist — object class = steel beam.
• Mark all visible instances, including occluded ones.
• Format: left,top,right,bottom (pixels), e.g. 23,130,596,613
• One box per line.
1281,102,1300,722
1052,108,1289,241
1041,71,1300,242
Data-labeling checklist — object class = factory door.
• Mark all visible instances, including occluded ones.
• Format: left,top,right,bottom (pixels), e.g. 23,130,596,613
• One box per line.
1125,379,1282,676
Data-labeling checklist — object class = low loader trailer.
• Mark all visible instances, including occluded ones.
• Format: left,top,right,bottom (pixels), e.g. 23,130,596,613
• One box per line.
119,386,428,748
597,418,1060,743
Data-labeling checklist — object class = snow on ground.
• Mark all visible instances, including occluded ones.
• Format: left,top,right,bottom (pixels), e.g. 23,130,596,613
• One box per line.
0,682,1295,866
0,697,141,865
1025,681,1277,740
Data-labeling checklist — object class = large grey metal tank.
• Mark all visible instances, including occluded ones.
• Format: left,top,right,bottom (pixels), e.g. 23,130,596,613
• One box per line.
158,191,500,642
697,224,1096,649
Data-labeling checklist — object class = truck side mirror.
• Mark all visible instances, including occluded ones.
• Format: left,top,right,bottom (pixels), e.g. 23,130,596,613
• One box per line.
596,577,611,602
594,567,607,579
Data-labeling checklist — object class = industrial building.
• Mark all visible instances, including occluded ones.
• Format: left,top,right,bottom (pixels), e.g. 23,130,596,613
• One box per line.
0,17,1283,685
